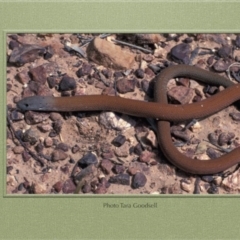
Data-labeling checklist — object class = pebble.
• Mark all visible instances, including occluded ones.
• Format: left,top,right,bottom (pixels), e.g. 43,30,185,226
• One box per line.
207,184,219,194
13,146,24,154
206,147,221,159
112,164,125,174
116,78,136,94
218,132,235,146
213,59,229,72
22,128,39,145
82,183,92,193
8,44,46,66
44,45,54,59
62,178,76,194
58,75,77,91
99,112,135,131
60,164,70,174
170,43,191,64
56,142,69,152
24,111,49,125
145,130,158,148
112,134,126,147
180,179,193,193
16,69,31,84
208,132,219,145
229,112,240,121
108,173,130,185
100,159,114,174
94,184,107,194
167,86,194,104
127,166,138,176
51,149,68,161
131,172,147,189
49,112,62,121
52,119,63,134
78,152,98,168
133,143,143,156
144,67,155,77
22,151,31,162
76,63,92,77
52,181,63,193
7,166,14,175
29,63,56,85
72,144,80,154
139,150,154,163
10,110,24,121
135,69,145,79
217,45,232,59
235,34,240,48
32,183,47,194
114,142,129,157
44,137,53,147
86,37,136,70
37,124,52,133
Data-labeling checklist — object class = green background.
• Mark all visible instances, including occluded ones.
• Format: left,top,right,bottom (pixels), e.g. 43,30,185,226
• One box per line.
1,1,240,239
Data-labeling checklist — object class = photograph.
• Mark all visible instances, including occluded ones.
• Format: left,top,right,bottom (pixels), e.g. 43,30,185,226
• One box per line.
7,32,240,195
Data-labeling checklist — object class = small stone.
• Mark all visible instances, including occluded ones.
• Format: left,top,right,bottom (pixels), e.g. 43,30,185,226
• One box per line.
144,67,155,77
52,181,63,193
76,63,92,77
235,35,240,48
51,149,68,161
72,144,80,154
52,119,63,134
22,128,39,145
7,166,14,175
78,152,98,168
13,146,24,154
132,172,147,189
218,132,235,146
44,45,54,59
206,147,221,159
37,124,52,133
135,69,144,78
167,86,194,104
8,44,46,66
177,78,190,87
94,184,107,194
145,130,158,148
108,173,130,185
180,179,193,193
59,75,76,91
127,166,138,176
35,142,44,153
112,134,126,147
213,59,229,72
60,164,70,174
10,110,24,121
29,63,56,85
100,159,113,174
49,112,62,121
112,164,125,174
207,56,215,66
16,69,31,84
134,143,143,156
56,142,69,152
114,142,129,157
201,175,214,183
24,111,49,125
86,37,136,70
32,183,47,194
82,183,92,193
9,40,20,50
62,179,76,194
139,150,154,163
47,76,58,89
22,151,31,162
217,45,232,59
116,78,136,94
44,137,53,147
170,43,191,64
229,112,240,121
207,184,219,194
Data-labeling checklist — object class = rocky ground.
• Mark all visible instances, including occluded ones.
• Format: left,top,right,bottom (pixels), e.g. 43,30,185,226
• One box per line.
6,33,240,194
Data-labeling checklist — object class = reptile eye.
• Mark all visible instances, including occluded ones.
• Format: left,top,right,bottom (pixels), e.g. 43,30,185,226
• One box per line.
25,103,29,107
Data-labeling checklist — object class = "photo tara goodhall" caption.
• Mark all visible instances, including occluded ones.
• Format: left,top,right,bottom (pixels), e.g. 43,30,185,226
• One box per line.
103,203,157,208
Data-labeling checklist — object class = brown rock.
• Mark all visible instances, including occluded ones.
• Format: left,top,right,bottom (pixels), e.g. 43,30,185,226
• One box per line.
167,86,194,104
86,37,136,70
100,159,114,174
52,149,68,161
